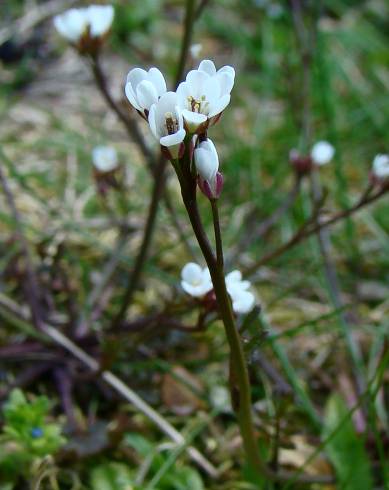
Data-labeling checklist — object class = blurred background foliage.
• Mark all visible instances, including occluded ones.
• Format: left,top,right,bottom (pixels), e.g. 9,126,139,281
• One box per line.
0,0,388,488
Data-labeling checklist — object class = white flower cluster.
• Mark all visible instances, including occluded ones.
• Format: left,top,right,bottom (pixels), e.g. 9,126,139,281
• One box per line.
125,59,235,198
54,5,114,47
180,263,255,314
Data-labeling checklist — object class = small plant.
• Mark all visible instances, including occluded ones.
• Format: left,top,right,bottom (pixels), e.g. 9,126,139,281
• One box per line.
0,389,65,485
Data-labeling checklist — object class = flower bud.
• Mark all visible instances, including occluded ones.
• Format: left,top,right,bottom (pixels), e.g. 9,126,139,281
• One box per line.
311,141,335,166
92,146,120,195
370,154,389,187
194,139,223,199
92,146,118,174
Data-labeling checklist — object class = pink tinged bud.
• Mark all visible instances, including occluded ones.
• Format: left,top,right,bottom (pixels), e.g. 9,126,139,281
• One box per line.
198,171,224,200
214,171,224,198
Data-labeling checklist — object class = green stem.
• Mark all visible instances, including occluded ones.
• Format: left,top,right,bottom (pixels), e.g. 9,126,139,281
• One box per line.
181,183,265,474
178,176,334,484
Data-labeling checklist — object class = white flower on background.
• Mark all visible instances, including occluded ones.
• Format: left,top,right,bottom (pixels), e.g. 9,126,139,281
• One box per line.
53,5,114,43
372,154,389,179
181,262,213,298
190,43,203,59
311,141,335,166
92,146,118,172
225,270,255,314
125,67,167,115
194,138,223,199
176,59,235,132
148,92,186,158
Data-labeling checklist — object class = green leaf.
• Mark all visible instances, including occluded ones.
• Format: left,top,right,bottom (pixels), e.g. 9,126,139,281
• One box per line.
89,463,135,490
323,394,373,490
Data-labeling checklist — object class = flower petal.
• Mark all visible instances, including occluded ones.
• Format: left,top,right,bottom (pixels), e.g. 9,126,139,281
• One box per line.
186,69,209,95
87,5,114,37
160,129,186,147
182,109,207,125
54,9,87,42
148,67,167,96
148,104,158,140
198,59,217,76
217,71,235,96
136,80,159,111
232,291,255,314
208,94,231,118
125,83,142,111
126,67,148,90
203,76,221,104
181,262,202,282
225,270,242,284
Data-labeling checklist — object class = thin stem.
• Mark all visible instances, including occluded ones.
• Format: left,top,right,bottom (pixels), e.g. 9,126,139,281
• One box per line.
112,154,166,326
244,185,387,277
211,199,224,270
179,182,333,484
181,187,264,473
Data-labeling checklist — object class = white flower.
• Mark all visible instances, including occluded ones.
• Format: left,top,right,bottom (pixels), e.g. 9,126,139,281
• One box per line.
181,262,213,298
225,270,255,314
92,146,118,172
125,67,167,115
148,92,186,158
311,141,335,166
53,5,114,43
194,138,219,190
176,59,235,132
372,154,389,179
